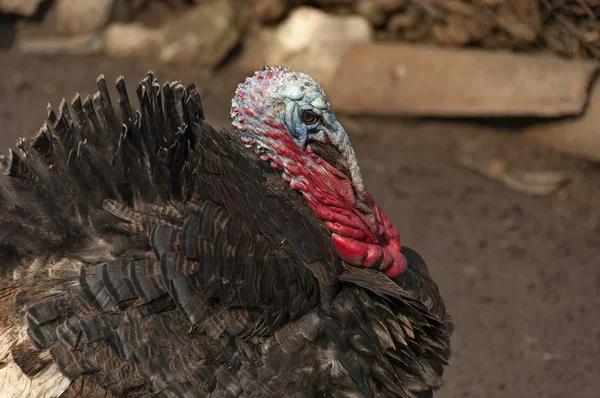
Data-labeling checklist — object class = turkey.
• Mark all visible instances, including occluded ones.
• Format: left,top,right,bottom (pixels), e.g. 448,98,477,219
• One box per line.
0,66,452,398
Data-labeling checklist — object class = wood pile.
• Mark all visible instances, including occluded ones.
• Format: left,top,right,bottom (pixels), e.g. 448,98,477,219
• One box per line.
246,0,600,60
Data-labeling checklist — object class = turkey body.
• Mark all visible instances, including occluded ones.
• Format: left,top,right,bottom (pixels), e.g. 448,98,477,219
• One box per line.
0,72,452,398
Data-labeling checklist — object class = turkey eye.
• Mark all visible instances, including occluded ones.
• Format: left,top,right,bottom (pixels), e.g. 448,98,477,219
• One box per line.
300,110,317,124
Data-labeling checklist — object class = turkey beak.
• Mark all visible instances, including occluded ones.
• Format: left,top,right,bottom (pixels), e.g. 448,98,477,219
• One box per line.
322,112,365,196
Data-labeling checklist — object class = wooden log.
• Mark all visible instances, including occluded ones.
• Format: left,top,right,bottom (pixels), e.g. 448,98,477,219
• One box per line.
330,43,598,117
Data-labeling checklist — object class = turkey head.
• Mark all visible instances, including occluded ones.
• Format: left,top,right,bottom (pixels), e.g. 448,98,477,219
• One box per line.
231,66,407,277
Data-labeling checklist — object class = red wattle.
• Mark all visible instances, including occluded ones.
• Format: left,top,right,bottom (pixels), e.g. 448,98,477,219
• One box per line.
331,232,407,277
364,244,384,267
384,252,407,278
331,234,366,265
303,193,373,236
324,221,366,240
379,247,394,270
235,109,407,277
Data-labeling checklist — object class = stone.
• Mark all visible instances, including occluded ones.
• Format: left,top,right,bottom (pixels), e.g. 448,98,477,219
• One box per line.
0,0,43,17
330,43,598,117
524,78,600,163
265,6,373,91
55,0,115,35
103,23,164,58
159,0,240,67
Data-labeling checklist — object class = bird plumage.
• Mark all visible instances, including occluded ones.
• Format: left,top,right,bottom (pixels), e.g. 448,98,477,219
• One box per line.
0,69,452,398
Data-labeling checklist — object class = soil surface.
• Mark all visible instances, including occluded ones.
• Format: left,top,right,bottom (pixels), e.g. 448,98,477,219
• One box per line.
1,53,599,398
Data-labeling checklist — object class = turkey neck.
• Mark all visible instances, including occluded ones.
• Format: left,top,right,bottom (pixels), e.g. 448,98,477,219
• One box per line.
244,123,407,278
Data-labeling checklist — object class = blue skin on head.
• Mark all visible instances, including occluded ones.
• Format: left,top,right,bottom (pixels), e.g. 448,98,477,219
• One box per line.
279,81,330,148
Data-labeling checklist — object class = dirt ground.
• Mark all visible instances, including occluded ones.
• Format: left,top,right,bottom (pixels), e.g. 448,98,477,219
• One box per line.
1,53,599,398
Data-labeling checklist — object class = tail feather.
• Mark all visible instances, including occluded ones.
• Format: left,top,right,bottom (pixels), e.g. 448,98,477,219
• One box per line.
0,72,206,274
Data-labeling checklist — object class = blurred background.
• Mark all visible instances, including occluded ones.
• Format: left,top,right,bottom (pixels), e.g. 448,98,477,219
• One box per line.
0,1,599,397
